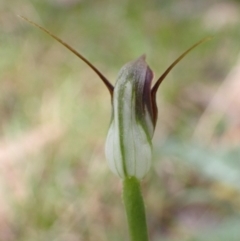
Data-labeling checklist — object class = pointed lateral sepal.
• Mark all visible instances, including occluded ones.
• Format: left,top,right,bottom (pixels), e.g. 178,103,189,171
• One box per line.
151,37,212,126
18,15,114,96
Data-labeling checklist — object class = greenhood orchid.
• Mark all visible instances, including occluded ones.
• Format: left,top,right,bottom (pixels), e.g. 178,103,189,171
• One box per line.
105,38,208,179
20,16,209,180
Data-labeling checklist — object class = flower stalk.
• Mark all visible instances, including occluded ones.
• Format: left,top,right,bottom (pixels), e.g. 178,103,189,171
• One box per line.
123,177,149,241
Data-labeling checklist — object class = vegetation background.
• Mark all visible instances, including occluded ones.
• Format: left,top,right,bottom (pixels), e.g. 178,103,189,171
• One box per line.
1,0,240,240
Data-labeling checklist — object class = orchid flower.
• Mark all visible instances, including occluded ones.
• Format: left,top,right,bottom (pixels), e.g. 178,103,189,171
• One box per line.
19,16,209,241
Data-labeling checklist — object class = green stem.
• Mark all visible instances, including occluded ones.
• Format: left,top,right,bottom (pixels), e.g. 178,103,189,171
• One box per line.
123,177,149,241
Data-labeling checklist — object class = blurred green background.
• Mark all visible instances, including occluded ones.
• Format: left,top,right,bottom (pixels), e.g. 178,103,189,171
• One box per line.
1,0,240,240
